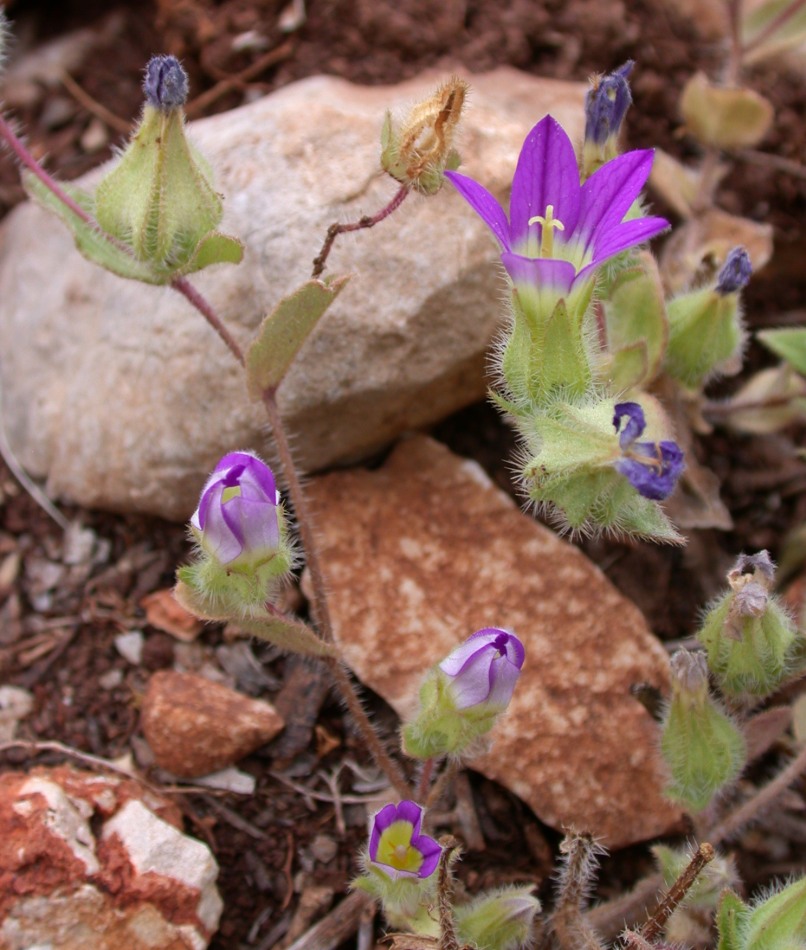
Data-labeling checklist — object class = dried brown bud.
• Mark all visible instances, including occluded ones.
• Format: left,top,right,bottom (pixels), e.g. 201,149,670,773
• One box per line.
380,76,469,195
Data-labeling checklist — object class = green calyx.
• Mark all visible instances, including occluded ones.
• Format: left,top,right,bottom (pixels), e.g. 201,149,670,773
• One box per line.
697,591,798,699
401,668,501,760
93,104,242,280
665,286,745,389
660,675,746,813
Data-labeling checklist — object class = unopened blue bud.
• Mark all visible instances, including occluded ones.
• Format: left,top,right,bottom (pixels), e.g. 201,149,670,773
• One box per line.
585,61,634,146
144,54,189,110
716,247,752,295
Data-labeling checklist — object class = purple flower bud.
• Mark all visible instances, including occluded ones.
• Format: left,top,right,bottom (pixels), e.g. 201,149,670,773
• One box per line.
584,61,634,146
439,628,525,710
715,247,752,295
368,801,441,880
191,452,280,565
144,55,189,110
613,402,685,501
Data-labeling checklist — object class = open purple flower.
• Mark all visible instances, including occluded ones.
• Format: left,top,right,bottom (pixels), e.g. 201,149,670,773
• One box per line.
445,115,668,315
368,801,441,880
613,403,684,501
439,628,525,710
191,451,280,565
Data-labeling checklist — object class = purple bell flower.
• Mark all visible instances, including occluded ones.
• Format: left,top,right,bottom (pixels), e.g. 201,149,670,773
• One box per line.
191,452,281,565
613,403,684,501
439,628,525,710
368,801,441,880
445,115,668,314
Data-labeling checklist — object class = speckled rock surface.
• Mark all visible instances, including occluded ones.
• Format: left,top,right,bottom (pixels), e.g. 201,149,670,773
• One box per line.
140,670,285,777
0,765,222,949
0,69,586,520
306,435,682,847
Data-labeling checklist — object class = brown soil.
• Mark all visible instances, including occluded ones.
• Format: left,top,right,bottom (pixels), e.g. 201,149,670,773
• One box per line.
1,1,805,948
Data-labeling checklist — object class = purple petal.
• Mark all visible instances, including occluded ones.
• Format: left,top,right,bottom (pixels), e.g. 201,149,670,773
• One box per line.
486,656,522,707
226,496,280,552
615,440,685,500
411,832,442,878
613,402,646,448
501,253,576,294
510,116,581,248
199,485,244,562
576,149,655,254
584,215,669,270
368,802,399,860
716,246,752,295
445,171,511,250
216,452,277,501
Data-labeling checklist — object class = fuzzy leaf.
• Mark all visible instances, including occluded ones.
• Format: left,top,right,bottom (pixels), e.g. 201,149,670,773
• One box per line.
180,231,244,275
757,327,806,376
681,72,774,150
23,173,162,284
717,891,750,950
246,276,350,397
602,251,669,388
173,580,334,658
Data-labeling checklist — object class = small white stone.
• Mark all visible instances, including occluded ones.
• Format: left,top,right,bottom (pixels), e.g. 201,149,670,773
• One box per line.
114,630,144,665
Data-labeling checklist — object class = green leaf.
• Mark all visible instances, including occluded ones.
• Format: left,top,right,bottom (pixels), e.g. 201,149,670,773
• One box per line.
717,891,750,950
757,327,806,376
23,172,163,284
603,251,668,386
173,579,334,658
600,340,649,393
180,231,244,275
246,275,350,397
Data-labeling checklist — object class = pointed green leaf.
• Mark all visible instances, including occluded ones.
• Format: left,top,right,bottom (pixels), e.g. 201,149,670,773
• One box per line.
604,251,669,383
180,231,244,275
246,275,350,397
539,299,591,396
600,340,649,393
717,891,750,950
757,327,806,376
173,579,334,658
23,172,163,284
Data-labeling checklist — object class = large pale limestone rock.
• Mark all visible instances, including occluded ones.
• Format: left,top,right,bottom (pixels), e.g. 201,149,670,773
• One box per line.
0,70,585,520
306,435,682,848
0,765,221,949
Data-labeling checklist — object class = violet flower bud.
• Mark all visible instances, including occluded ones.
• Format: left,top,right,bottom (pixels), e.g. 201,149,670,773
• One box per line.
143,54,189,110
368,801,441,881
584,61,634,146
715,247,752,296
191,451,281,565
439,627,525,710
613,402,684,501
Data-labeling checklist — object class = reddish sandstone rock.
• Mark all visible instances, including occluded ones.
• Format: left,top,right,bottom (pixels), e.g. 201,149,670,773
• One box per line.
306,435,683,848
141,670,284,778
0,765,221,949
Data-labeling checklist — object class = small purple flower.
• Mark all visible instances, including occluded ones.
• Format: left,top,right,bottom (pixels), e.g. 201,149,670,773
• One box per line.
368,801,441,880
445,115,667,313
191,452,280,565
585,61,634,146
715,247,752,295
613,403,684,501
439,628,525,710
144,55,189,110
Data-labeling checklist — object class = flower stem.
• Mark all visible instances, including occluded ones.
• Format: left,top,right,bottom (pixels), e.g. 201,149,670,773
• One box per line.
632,843,714,944
261,387,411,800
311,183,409,279
171,276,246,365
741,0,806,59
416,757,437,803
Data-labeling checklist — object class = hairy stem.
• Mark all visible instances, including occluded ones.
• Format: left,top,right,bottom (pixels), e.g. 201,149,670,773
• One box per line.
416,757,437,803
633,843,714,943
311,184,409,279
262,388,411,799
741,0,806,58
437,836,462,950
549,832,606,950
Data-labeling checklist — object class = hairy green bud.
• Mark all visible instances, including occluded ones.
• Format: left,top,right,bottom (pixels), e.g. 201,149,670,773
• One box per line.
665,248,750,389
661,650,746,812
743,877,806,950
454,886,541,950
698,551,799,699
